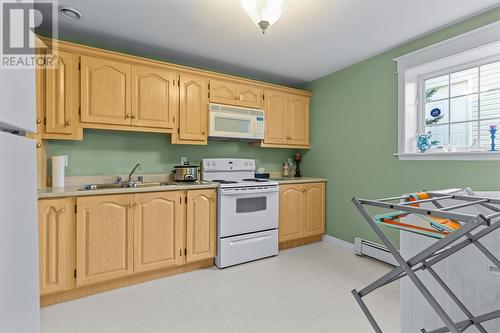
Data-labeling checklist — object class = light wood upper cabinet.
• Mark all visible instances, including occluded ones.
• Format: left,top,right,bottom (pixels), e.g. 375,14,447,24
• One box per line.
264,89,288,144
263,90,310,148
238,84,263,109
38,198,72,295
45,51,78,134
178,73,208,143
186,189,216,263
288,95,309,146
133,192,183,273
80,56,132,126
303,183,325,237
210,79,239,106
278,182,325,243
279,184,304,242
132,65,178,129
76,194,134,286
210,79,263,109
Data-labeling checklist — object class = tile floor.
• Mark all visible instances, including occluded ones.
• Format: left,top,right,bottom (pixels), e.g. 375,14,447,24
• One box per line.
41,241,400,333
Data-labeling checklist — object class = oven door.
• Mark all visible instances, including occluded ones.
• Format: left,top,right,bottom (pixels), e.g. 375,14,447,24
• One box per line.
219,186,279,237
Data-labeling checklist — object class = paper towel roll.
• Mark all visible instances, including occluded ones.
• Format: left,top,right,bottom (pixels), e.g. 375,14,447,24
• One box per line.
52,156,66,188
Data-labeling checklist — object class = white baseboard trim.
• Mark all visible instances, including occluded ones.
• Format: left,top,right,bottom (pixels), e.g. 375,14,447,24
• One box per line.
322,234,354,252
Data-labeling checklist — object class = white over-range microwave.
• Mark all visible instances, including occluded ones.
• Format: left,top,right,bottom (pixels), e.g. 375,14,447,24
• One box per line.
209,103,264,140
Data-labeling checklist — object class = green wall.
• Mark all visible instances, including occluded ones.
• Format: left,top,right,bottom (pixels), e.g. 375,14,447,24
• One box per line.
48,130,295,176
302,7,500,246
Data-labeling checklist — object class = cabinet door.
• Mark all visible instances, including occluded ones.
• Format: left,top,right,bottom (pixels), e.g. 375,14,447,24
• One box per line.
238,84,263,109
132,65,177,129
179,73,208,142
264,89,288,144
279,184,304,242
80,56,131,125
288,95,309,146
45,51,78,134
38,198,71,295
303,183,325,237
209,79,238,106
76,194,134,286
134,192,183,273
186,189,216,262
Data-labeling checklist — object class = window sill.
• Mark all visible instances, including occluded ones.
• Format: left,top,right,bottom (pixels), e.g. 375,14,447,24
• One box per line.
395,151,500,161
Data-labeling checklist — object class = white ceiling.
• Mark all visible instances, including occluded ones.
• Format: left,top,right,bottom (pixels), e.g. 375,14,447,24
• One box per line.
37,0,500,86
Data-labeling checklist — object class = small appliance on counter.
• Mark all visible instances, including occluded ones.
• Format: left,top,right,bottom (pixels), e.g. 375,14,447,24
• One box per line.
202,158,279,268
172,161,199,182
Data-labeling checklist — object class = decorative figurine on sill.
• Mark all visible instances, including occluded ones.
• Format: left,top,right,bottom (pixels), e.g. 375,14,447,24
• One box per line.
416,131,432,153
294,153,302,178
490,125,497,151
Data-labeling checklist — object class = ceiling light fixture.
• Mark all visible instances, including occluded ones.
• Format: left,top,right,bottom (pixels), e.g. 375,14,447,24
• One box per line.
58,5,82,20
241,0,285,34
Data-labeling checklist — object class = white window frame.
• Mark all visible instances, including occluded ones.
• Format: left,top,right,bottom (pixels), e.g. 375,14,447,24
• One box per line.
394,20,500,160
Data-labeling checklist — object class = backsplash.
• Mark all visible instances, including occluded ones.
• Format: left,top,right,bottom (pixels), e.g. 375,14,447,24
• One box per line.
47,129,297,176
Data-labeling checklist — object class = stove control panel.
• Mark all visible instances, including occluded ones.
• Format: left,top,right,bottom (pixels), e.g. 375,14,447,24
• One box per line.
202,159,255,172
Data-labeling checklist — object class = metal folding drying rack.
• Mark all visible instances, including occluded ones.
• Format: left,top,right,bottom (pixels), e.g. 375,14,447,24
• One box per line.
351,190,500,333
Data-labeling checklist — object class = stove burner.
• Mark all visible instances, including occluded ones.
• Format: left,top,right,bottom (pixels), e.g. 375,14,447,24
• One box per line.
212,179,239,184
242,178,269,183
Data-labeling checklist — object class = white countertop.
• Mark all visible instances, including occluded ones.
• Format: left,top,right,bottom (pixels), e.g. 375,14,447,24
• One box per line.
38,177,327,199
38,183,219,199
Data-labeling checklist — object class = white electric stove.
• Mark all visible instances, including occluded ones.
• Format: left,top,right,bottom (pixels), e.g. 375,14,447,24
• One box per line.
202,159,279,268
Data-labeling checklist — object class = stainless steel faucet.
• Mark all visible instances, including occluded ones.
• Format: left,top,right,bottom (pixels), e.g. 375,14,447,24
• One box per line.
127,163,142,183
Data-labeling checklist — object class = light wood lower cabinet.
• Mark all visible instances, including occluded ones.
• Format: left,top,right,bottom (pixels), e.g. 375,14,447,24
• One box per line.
186,189,216,262
279,182,325,246
134,192,183,273
38,198,74,295
76,194,134,286
68,189,216,288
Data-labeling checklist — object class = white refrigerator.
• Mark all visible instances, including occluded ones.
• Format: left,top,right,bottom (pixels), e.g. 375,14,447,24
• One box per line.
0,65,40,330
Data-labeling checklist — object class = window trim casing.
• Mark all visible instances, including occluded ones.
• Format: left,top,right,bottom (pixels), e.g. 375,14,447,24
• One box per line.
394,20,500,160
417,54,500,147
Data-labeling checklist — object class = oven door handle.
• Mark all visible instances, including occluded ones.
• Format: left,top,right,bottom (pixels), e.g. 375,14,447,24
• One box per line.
229,234,273,245
220,187,279,195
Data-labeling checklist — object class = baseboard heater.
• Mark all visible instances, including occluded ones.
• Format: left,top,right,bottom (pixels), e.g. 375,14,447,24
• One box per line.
353,237,398,266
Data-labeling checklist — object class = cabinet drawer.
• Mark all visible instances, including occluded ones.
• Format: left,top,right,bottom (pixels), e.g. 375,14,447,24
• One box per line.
216,229,278,268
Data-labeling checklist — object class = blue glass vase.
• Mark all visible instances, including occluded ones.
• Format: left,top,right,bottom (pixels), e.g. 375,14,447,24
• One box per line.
490,125,497,151
416,133,432,153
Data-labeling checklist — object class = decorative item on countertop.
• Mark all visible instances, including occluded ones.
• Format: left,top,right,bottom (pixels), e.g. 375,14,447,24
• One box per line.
287,158,296,177
416,131,432,153
294,153,302,177
281,162,291,178
489,125,497,151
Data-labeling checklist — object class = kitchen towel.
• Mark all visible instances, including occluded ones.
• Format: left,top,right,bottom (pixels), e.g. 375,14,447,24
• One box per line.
52,156,66,188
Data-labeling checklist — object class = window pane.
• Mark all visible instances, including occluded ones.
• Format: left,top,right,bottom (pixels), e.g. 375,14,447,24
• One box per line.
450,67,478,97
425,124,448,148
480,61,500,92
479,90,500,120
450,94,478,123
425,100,448,125
450,122,476,147
479,121,500,148
425,75,449,101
